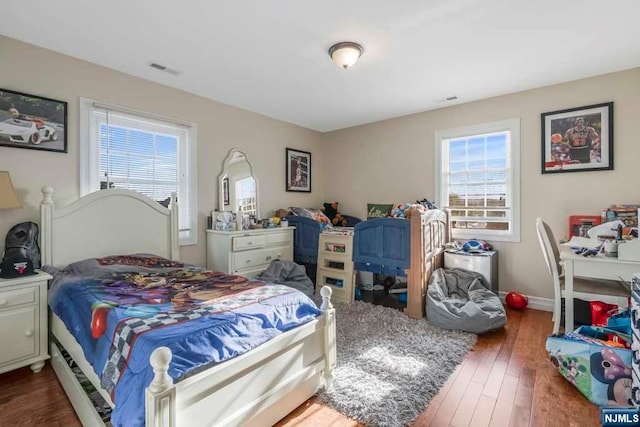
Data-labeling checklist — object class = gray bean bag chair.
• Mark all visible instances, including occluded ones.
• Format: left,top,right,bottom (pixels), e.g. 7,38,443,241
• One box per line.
426,268,506,333
256,259,315,297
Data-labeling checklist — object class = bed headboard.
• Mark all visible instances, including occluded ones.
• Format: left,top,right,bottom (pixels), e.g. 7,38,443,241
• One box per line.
40,186,179,268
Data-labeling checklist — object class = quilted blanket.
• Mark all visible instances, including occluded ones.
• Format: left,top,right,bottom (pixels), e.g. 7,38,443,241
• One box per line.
46,255,321,427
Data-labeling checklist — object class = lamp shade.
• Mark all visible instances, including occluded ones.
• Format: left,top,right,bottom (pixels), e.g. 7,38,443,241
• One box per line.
329,42,363,69
0,171,21,209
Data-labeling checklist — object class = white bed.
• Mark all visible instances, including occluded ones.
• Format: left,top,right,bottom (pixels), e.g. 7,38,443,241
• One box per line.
40,186,336,427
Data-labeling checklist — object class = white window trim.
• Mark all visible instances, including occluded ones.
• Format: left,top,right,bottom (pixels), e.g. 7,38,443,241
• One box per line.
434,118,520,243
79,97,198,246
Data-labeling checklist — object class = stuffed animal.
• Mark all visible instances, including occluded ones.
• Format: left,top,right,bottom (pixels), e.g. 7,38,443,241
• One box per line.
323,202,348,226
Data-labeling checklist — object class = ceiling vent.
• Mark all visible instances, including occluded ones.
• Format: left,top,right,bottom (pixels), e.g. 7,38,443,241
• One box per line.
149,62,181,76
445,96,458,101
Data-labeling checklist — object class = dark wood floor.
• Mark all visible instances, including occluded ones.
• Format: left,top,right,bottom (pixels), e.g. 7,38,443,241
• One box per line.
0,308,599,426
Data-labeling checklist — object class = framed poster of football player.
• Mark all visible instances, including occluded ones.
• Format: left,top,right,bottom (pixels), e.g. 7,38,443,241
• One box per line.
541,102,613,174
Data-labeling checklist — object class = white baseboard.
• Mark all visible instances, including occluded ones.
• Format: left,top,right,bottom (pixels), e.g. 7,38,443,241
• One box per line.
498,291,554,312
497,291,629,313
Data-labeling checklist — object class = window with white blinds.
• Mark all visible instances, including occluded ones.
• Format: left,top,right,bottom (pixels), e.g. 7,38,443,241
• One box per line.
80,99,197,245
435,119,520,242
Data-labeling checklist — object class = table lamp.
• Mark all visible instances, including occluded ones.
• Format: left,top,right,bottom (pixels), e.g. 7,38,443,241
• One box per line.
0,171,21,210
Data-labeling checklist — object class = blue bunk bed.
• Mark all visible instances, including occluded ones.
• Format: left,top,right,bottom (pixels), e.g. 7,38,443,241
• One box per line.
352,211,449,318
353,217,411,276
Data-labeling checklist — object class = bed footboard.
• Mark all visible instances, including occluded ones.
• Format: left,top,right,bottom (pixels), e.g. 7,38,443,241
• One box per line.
144,286,336,427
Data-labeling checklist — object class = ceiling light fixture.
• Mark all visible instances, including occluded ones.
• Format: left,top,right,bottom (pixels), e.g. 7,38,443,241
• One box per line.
328,42,363,70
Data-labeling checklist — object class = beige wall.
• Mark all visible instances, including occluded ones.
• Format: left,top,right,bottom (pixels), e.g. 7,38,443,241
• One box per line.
2,34,638,300
321,67,640,300
0,36,325,267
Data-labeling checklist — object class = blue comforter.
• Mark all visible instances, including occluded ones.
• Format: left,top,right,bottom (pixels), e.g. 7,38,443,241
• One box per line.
46,255,321,427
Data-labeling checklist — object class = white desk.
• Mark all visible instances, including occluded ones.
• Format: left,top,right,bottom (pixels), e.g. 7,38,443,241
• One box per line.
560,249,640,331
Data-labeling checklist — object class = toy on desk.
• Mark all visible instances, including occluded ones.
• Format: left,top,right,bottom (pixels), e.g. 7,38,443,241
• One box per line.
569,215,602,238
573,247,601,257
586,220,625,239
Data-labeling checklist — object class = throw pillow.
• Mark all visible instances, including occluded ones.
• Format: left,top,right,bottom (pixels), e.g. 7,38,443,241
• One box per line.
367,203,393,219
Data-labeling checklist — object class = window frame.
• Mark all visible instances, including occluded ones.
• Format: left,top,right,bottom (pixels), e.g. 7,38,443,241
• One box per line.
434,118,520,243
79,98,198,246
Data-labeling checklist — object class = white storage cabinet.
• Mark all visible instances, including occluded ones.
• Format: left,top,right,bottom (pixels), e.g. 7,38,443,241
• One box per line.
316,232,355,303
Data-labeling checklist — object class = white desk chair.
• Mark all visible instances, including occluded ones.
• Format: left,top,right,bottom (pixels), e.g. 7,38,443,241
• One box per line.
535,218,629,334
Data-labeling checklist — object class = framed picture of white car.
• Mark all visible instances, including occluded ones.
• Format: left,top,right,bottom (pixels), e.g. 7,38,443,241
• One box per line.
0,89,67,153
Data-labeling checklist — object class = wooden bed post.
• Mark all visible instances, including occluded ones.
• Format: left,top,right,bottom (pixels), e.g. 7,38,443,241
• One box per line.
406,214,424,319
40,186,54,267
146,347,176,427
320,286,336,388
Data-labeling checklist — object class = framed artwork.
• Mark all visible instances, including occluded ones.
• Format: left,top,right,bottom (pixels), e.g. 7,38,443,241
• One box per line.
286,148,311,192
223,177,229,205
541,102,613,174
0,88,68,153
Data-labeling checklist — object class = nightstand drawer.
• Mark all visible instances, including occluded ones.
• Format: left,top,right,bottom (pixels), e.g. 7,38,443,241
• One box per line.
0,286,38,311
0,306,37,365
232,234,266,251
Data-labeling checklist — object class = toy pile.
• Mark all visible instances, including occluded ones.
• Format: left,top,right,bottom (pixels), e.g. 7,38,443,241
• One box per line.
545,308,633,407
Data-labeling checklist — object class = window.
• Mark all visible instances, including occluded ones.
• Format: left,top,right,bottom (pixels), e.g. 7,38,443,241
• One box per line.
435,119,520,242
80,99,197,245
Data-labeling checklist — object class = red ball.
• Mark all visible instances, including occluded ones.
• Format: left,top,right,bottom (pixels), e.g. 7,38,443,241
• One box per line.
505,292,528,310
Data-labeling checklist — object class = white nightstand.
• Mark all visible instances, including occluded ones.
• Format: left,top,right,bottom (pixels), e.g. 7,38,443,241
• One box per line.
0,270,51,374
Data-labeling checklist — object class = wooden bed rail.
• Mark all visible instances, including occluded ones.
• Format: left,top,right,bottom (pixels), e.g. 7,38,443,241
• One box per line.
144,286,336,427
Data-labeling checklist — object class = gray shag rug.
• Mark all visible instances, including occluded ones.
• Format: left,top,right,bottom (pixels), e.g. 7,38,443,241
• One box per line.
317,301,476,427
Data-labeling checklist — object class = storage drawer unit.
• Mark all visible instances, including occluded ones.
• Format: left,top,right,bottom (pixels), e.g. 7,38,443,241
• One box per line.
0,270,52,375
207,227,294,277
316,232,355,303
444,250,499,293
